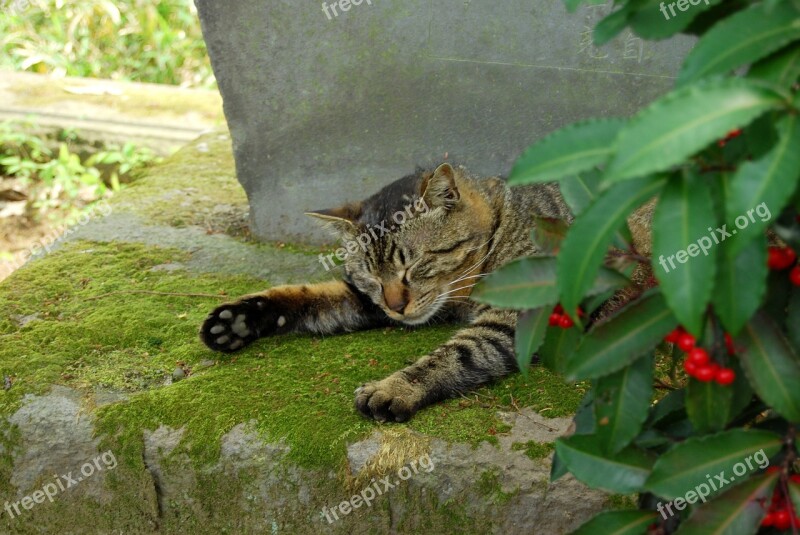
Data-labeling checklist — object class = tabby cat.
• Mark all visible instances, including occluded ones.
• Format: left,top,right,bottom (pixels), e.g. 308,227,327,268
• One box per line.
200,163,571,422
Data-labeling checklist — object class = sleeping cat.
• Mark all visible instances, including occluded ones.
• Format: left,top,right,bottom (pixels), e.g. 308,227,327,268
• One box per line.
200,163,571,422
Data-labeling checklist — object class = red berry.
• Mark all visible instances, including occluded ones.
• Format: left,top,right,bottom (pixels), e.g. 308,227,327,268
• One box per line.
695,365,715,382
549,313,562,326
688,348,710,366
767,466,782,475
554,304,564,314
762,512,776,527
665,328,683,344
726,129,743,139
791,474,800,484
715,367,736,386
791,265,800,287
683,359,698,377
678,333,696,352
768,247,797,270
774,510,791,530
559,315,574,329
717,140,727,148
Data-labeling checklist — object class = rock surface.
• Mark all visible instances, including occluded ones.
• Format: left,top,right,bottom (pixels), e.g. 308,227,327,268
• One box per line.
0,134,614,534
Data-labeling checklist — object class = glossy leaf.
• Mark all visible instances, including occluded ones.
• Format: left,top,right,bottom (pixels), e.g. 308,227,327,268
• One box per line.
555,435,654,494
558,177,665,317
472,257,628,309
679,2,800,85
594,354,653,454
515,308,549,377
604,79,784,183
645,429,783,500
674,473,778,535
508,119,626,185
726,112,800,257
572,510,657,535
686,377,733,434
748,43,800,89
737,311,800,422
565,292,678,381
713,233,769,335
652,172,717,335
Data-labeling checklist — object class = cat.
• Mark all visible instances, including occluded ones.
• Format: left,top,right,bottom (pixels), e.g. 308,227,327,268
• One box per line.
200,163,572,422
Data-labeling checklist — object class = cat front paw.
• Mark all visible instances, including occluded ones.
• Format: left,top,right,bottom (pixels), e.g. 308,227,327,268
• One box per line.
200,296,289,352
355,375,422,423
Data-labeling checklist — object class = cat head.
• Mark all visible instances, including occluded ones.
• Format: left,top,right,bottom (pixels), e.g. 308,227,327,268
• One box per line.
307,163,497,324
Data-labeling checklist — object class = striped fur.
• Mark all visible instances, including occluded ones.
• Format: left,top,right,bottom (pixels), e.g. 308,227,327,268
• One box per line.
200,163,571,422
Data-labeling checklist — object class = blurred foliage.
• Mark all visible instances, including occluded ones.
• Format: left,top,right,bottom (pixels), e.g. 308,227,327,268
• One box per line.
0,0,215,88
0,120,161,217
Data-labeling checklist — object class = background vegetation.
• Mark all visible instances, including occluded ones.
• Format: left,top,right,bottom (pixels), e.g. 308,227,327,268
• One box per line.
0,0,215,88
473,1,800,534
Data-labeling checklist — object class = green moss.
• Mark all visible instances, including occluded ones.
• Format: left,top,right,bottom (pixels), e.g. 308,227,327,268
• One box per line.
0,240,583,474
476,469,517,505
511,440,555,460
606,494,638,510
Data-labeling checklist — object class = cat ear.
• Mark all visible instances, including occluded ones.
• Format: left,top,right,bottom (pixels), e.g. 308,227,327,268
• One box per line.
305,203,362,235
421,163,460,209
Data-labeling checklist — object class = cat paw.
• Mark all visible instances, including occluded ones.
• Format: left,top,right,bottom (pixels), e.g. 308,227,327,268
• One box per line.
200,296,286,353
354,376,421,423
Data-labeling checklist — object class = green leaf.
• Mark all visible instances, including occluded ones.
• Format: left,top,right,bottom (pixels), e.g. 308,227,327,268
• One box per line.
790,480,800,519
737,311,800,422
629,0,722,41
539,320,581,375
572,510,657,535
604,79,785,184
679,2,800,85
561,170,633,248
748,43,800,89
674,473,778,535
593,5,633,46
652,172,717,335
472,257,628,310
558,177,665,316
594,354,653,454
560,170,602,217
648,389,686,427
514,308,550,377
508,119,626,185
555,435,654,494
645,429,782,500
686,376,733,434
726,112,800,257
713,233,769,335
565,292,678,381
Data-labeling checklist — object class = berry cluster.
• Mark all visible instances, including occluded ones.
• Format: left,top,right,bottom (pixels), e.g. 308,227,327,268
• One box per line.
548,304,584,329
717,128,742,148
760,468,800,530
664,327,736,385
768,246,800,286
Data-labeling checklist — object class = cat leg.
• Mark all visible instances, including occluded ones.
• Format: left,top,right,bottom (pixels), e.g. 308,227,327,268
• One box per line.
355,307,519,422
200,280,389,352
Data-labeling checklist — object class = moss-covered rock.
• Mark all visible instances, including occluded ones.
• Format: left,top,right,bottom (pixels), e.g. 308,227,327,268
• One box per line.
0,133,609,534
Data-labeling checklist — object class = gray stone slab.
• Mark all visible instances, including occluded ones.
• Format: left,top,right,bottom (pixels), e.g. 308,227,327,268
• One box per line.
196,0,693,243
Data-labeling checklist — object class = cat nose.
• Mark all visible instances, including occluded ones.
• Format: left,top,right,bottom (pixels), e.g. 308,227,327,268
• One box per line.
383,282,408,314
